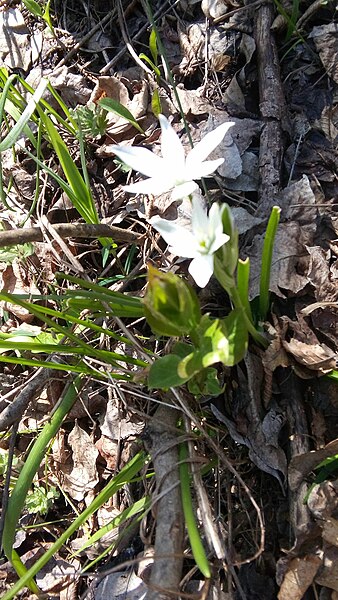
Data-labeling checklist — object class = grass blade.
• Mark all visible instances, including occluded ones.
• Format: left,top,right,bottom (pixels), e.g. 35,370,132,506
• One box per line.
1,451,147,600
259,206,281,322
0,79,48,152
2,377,83,589
179,443,211,579
37,110,99,224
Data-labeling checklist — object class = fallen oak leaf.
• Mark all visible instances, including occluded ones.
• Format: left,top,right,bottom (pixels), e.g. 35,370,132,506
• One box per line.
282,338,337,372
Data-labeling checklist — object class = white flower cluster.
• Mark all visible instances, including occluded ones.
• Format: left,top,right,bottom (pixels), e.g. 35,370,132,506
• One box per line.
112,115,234,287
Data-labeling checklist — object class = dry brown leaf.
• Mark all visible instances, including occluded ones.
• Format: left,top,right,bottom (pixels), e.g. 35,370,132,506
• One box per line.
0,261,40,323
309,23,338,84
100,399,144,441
94,571,148,600
307,480,338,520
282,338,337,372
306,245,338,303
322,518,338,547
201,0,229,19
35,557,80,594
176,85,211,116
278,555,322,600
0,8,40,71
289,439,338,491
61,422,99,502
95,435,118,471
90,76,148,137
316,545,338,591
249,221,312,299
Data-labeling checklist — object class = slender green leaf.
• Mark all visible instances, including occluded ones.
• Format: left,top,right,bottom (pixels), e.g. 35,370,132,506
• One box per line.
259,206,281,321
151,88,162,117
179,443,211,578
37,110,98,224
149,28,158,65
2,378,83,589
1,451,147,600
98,98,144,134
0,79,48,152
139,53,161,77
237,258,253,322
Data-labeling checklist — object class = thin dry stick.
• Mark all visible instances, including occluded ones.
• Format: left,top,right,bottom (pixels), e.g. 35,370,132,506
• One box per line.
0,223,142,249
100,0,172,74
116,0,153,77
0,365,64,432
55,8,117,69
143,403,184,600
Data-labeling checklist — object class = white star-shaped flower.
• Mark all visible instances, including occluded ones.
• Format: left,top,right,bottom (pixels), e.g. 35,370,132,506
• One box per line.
150,192,230,288
111,114,234,201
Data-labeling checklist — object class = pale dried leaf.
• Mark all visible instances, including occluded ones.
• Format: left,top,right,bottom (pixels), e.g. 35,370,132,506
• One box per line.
289,439,338,491
200,115,242,179
201,0,229,19
36,557,80,593
282,338,337,372
176,86,211,116
232,207,264,235
94,571,147,600
316,545,338,592
62,422,99,501
309,23,338,84
211,404,287,485
322,518,338,547
278,555,322,600
307,480,338,520
249,221,312,299
100,400,144,441
0,8,32,71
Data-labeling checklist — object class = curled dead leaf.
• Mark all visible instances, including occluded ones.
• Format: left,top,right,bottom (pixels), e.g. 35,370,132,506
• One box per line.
278,555,322,600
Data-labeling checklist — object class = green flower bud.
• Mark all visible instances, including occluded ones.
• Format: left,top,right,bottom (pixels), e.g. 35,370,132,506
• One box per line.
143,265,201,336
214,204,239,290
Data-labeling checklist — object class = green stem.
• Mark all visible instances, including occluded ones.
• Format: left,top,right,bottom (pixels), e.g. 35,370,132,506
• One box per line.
179,443,211,578
229,285,268,348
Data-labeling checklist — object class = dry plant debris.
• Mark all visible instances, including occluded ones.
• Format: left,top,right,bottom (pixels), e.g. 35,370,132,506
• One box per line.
0,0,338,598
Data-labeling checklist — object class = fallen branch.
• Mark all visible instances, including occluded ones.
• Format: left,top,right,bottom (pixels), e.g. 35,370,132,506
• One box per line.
143,403,184,600
0,223,143,249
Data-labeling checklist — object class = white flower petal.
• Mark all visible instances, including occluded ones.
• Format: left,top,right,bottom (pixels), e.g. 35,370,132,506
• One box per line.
150,217,198,257
208,202,224,234
123,177,172,196
188,254,214,288
186,121,235,168
159,114,185,169
170,181,198,201
191,193,209,234
112,145,165,178
208,232,230,254
186,158,225,180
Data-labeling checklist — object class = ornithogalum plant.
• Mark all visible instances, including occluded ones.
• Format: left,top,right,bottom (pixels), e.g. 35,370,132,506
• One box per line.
110,114,275,393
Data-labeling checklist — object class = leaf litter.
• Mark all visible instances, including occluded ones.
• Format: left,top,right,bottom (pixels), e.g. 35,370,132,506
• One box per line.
0,0,338,598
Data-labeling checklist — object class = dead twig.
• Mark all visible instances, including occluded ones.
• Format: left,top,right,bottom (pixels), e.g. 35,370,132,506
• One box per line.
0,222,143,249
254,1,289,216
143,403,184,600
0,365,64,432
